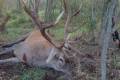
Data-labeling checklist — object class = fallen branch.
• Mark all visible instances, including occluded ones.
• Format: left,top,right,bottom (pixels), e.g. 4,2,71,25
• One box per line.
1,33,29,48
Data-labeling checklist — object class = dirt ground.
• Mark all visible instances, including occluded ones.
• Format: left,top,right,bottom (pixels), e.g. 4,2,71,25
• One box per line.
0,63,25,80
0,41,120,80
0,43,96,80
0,53,27,80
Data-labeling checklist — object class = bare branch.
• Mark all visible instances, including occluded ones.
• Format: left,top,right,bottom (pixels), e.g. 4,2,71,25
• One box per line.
63,0,68,14
68,44,82,55
71,3,83,18
21,0,43,30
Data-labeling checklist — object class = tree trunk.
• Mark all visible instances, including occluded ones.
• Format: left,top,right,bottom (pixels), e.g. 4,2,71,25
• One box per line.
45,0,55,22
32,0,40,14
0,15,10,32
0,0,4,16
16,0,21,10
100,0,118,80
89,0,97,43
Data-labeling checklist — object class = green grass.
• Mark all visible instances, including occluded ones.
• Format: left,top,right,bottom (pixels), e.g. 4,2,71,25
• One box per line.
0,27,32,43
20,68,46,80
51,27,64,41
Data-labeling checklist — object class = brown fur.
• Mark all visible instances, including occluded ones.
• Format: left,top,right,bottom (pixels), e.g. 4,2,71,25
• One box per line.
25,29,53,48
14,29,69,73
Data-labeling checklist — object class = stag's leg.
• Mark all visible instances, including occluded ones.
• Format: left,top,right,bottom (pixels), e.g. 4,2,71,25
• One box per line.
0,48,13,55
0,57,20,64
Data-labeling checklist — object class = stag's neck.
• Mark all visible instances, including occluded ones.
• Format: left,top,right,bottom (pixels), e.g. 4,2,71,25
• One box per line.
25,29,53,48
32,28,60,47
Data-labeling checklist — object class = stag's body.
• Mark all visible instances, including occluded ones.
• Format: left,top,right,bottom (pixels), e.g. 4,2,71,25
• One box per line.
15,29,52,64
14,29,66,72
0,1,82,78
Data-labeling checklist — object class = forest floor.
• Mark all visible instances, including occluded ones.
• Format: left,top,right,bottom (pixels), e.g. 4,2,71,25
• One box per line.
0,40,120,80
0,40,94,80
0,27,120,80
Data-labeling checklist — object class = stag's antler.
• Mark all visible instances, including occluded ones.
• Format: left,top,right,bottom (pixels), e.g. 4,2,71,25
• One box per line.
62,0,83,54
63,0,82,40
21,0,82,51
21,0,64,48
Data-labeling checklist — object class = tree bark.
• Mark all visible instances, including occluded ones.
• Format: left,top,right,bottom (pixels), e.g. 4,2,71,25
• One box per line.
100,0,118,80
0,15,10,32
89,0,96,43
0,0,4,16
45,0,55,22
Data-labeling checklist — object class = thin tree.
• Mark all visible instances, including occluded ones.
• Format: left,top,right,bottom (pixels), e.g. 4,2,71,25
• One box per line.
0,0,4,16
100,0,118,80
44,0,55,22
88,0,97,42
0,15,10,32
16,0,21,10
0,0,10,32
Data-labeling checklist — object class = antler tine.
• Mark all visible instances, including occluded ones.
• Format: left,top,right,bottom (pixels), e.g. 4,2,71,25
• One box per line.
22,0,64,30
43,11,64,29
21,0,65,48
63,0,69,14
21,0,43,30
64,4,82,43
55,11,65,25
62,1,83,48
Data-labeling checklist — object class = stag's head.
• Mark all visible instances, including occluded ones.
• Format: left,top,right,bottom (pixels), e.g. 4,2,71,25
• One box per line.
45,47,70,73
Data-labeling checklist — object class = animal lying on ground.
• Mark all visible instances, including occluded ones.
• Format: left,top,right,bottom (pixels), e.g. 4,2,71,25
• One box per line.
0,20,71,75
0,1,83,80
